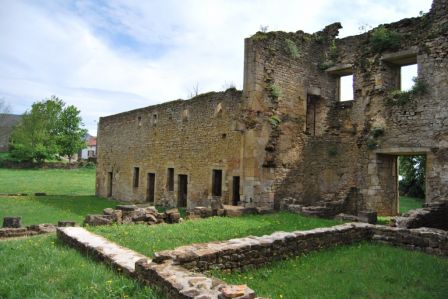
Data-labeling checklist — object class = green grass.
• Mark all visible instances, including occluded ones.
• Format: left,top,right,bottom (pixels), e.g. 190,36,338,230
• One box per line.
378,196,425,225
0,195,123,225
90,212,342,257
215,242,448,299
0,168,96,195
400,195,424,214
0,168,125,225
0,234,161,299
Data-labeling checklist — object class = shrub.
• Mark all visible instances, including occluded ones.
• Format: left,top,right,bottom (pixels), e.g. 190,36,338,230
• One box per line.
329,40,339,61
370,25,401,52
387,77,428,106
285,39,300,59
371,127,384,138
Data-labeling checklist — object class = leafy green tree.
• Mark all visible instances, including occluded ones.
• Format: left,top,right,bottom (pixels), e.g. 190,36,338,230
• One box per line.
57,105,87,162
10,96,87,163
399,155,426,198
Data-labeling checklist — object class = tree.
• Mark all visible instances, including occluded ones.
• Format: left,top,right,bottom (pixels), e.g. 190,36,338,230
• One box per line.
10,96,87,163
399,155,426,198
57,105,87,162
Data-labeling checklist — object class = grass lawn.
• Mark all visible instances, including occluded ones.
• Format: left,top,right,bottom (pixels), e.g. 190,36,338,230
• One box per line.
0,195,123,225
0,168,125,225
215,242,448,299
90,212,342,257
400,195,424,214
0,168,95,195
0,234,160,299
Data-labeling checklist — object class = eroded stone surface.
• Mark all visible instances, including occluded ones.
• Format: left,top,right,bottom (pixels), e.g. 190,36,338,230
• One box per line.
57,227,149,274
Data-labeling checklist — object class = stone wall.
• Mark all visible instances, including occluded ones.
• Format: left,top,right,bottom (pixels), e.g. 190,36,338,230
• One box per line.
96,0,448,215
241,0,448,214
392,201,448,230
96,89,244,208
152,223,448,274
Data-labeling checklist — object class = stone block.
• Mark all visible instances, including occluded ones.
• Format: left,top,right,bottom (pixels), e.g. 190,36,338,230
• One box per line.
357,211,377,224
58,221,76,227
116,205,138,211
28,224,56,233
3,216,21,228
84,214,114,226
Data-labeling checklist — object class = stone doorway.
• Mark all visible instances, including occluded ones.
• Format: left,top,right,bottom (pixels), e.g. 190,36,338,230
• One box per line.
178,175,188,207
232,176,240,206
107,172,113,197
146,173,155,203
374,151,427,216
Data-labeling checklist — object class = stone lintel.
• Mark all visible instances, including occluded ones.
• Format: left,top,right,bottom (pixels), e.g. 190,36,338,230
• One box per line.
325,64,353,76
374,147,431,155
381,48,418,65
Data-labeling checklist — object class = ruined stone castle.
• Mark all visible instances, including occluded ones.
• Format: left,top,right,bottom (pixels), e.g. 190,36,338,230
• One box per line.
96,0,447,216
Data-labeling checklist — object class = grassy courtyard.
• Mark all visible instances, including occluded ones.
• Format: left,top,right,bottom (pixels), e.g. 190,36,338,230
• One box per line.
215,242,448,299
0,168,445,298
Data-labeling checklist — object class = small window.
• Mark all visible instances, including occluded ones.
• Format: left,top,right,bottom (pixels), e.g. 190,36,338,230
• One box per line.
339,75,354,101
167,168,174,191
214,103,223,117
212,169,222,196
152,113,158,126
137,116,142,126
222,133,227,139
133,167,140,188
400,64,417,91
182,109,189,121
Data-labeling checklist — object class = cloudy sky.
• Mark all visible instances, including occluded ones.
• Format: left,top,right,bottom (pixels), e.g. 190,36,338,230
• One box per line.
0,0,432,135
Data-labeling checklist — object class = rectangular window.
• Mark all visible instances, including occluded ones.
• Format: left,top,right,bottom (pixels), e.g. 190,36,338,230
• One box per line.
212,169,222,196
133,167,140,188
339,74,354,101
167,168,174,191
400,64,417,91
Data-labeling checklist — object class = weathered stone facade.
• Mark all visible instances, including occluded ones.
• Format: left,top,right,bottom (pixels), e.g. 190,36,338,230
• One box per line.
97,0,447,215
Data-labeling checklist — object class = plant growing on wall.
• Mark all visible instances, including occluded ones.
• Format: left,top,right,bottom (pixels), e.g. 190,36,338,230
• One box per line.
285,38,300,59
370,25,401,52
386,77,428,106
268,115,281,128
329,40,339,61
366,127,385,150
269,84,282,98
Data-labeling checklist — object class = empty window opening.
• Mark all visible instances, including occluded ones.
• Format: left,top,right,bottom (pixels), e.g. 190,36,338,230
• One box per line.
215,103,223,117
306,94,319,136
400,64,418,91
152,114,158,126
133,167,140,188
137,116,142,126
147,173,155,203
212,169,222,197
107,172,113,197
232,176,240,206
178,175,188,207
182,109,189,121
167,168,174,191
339,75,354,101
222,133,227,139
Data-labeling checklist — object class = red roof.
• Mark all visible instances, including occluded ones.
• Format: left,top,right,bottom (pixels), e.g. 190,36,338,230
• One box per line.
87,136,97,146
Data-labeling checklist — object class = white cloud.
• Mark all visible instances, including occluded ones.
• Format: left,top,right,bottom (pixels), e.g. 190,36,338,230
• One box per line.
0,0,433,134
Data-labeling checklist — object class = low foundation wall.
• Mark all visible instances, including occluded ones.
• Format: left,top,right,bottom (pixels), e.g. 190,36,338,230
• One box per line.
57,223,448,299
154,223,448,273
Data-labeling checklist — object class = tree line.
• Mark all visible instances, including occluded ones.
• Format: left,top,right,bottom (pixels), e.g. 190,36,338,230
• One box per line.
9,96,87,163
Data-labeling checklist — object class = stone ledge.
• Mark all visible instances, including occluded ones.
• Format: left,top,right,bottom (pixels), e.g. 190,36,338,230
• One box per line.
57,227,149,276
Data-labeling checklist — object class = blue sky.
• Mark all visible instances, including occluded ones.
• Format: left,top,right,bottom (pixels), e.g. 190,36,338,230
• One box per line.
0,0,432,134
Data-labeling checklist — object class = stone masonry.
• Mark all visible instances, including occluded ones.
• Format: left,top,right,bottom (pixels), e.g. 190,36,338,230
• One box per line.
96,0,448,216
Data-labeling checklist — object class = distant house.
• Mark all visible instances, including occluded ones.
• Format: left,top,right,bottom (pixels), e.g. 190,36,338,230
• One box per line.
78,134,97,160
0,114,22,152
